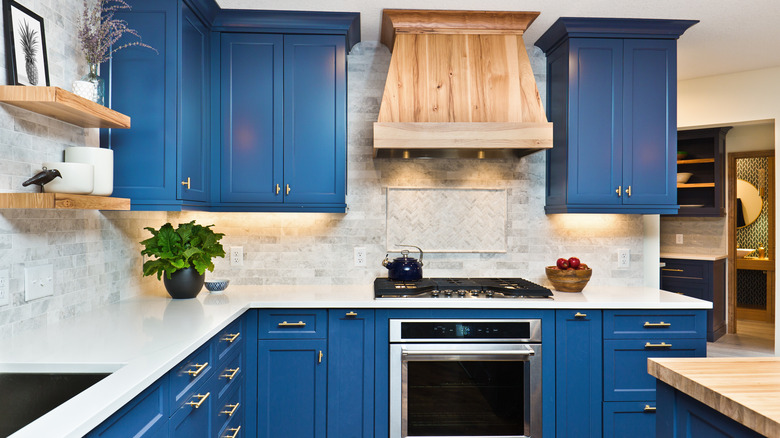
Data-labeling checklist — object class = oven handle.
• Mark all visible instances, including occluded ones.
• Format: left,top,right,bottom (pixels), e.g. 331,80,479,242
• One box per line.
401,346,534,361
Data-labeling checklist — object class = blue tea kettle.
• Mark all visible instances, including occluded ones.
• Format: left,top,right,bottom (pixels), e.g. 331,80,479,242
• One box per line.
382,245,424,281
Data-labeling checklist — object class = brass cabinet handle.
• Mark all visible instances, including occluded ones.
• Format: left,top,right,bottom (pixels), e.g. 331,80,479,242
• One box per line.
574,312,587,318
346,311,358,317
222,332,240,343
223,426,241,438
275,183,280,195
661,268,684,272
644,405,657,413
278,321,306,327
626,185,632,197
186,392,210,408
286,184,291,195
181,177,191,189
645,342,672,349
186,362,208,376
221,367,240,380
644,321,671,328
221,402,240,417
318,350,323,364
616,185,622,197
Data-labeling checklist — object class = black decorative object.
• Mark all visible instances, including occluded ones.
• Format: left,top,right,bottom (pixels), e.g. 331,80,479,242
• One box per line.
21,166,61,189
162,267,205,299
3,0,50,86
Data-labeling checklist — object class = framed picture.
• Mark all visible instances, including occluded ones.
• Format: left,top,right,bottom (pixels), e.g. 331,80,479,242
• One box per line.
3,0,50,86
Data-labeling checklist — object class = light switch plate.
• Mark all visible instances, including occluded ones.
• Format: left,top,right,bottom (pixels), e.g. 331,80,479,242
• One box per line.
0,270,9,306
25,264,54,301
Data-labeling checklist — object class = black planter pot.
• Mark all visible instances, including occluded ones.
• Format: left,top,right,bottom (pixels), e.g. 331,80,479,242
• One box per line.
163,267,205,299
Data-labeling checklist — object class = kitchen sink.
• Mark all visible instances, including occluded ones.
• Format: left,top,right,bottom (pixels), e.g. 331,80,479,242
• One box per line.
0,372,109,437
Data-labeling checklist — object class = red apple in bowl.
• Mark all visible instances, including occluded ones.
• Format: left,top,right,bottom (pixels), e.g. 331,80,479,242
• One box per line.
556,258,569,269
568,257,581,269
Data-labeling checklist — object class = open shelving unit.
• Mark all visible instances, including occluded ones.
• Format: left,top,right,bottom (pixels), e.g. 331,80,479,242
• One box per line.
0,86,130,129
673,127,731,216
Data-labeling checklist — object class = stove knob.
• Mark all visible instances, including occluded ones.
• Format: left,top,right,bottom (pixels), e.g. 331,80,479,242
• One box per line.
457,290,467,297
485,290,494,297
443,289,453,297
470,289,481,296
431,290,440,297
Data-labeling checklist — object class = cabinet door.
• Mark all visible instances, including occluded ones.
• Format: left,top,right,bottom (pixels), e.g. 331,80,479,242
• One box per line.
283,35,346,205
220,33,283,203
566,38,623,206
178,3,209,202
104,1,176,203
257,339,327,438
622,39,677,206
327,310,374,438
169,387,214,438
555,310,602,437
603,401,656,438
86,376,168,437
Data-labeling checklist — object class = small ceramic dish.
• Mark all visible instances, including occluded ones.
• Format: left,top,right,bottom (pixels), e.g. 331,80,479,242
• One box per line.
204,279,230,293
677,172,693,183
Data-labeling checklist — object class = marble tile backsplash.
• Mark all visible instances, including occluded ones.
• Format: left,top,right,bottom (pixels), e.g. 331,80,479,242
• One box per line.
0,25,647,340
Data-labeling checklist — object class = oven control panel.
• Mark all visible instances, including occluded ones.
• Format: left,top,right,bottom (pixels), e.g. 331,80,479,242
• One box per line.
390,319,542,343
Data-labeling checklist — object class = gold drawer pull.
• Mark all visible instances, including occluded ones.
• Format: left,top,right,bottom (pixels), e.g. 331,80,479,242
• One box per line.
574,312,587,318
278,321,306,327
644,321,671,328
223,426,241,438
662,268,684,272
186,392,210,408
222,332,240,343
625,185,632,197
616,185,622,197
318,350,323,364
221,367,240,380
221,402,240,417
644,405,657,413
286,184,291,195
275,183,281,195
346,311,358,317
186,362,208,376
645,342,672,349
181,177,191,189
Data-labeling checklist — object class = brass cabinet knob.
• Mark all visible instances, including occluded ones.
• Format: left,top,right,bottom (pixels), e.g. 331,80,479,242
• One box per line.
181,177,191,189
625,185,632,197
616,185,622,197
275,183,280,195
346,311,358,317
286,184,291,195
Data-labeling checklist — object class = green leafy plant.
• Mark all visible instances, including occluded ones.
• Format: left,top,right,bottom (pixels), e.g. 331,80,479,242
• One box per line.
141,221,225,280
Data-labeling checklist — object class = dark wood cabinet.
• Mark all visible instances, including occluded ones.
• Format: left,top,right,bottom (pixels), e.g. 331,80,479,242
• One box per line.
675,127,731,216
661,257,727,341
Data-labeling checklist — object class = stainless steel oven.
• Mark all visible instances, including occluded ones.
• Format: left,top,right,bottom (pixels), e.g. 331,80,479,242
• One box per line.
390,319,542,438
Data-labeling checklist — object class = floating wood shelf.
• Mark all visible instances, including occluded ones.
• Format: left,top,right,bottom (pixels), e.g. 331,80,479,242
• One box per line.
0,86,130,129
677,158,715,164
0,193,130,210
678,182,716,188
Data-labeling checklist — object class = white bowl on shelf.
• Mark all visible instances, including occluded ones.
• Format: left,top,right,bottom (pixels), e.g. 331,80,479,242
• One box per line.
736,248,754,258
64,147,113,196
677,172,693,183
41,162,94,195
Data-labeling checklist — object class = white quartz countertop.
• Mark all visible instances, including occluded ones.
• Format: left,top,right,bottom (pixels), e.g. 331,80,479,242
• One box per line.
1,284,711,437
660,252,728,261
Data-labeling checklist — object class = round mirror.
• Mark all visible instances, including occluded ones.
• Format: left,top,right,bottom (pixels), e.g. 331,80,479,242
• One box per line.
736,179,763,228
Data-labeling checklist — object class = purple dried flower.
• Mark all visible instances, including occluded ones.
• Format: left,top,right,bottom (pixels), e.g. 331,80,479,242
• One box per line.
78,0,157,65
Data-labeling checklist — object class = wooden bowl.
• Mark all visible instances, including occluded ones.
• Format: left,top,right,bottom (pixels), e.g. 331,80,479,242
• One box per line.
545,267,592,292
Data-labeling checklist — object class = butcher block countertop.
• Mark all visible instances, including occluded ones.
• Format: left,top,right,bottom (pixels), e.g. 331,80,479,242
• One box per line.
648,357,780,437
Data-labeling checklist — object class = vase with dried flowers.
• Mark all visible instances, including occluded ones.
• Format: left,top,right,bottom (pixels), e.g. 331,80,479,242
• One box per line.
75,0,157,105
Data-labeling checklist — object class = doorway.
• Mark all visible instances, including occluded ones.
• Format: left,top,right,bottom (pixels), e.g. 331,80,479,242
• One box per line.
727,150,775,347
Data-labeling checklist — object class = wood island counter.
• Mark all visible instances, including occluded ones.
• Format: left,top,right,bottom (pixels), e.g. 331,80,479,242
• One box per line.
649,357,780,437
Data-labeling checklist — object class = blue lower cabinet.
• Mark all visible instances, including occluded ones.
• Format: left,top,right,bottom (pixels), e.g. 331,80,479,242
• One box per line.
86,376,169,438
603,401,657,438
327,310,375,438
555,310,602,437
168,380,214,437
257,339,327,438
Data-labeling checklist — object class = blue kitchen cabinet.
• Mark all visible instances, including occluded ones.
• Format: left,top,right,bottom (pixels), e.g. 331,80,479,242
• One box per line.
603,401,657,438
215,33,346,211
327,309,375,438
535,18,697,214
85,376,169,437
555,310,602,437
168,376,214,437
103,0,210,210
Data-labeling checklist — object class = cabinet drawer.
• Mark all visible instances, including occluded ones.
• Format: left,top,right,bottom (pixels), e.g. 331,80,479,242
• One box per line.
215,350,244,401
216,317,244,365
215,375,244,438
169,342,215,411
258,309,327,339
660,259,707,279
87,375,169,437
603,401,656,438
604,310,706,339
604,338,705,401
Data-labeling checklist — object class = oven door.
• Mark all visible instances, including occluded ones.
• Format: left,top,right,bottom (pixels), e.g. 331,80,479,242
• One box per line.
390,343,541,438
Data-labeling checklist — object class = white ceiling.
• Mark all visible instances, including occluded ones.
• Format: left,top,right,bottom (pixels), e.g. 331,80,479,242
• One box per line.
218,0,780,81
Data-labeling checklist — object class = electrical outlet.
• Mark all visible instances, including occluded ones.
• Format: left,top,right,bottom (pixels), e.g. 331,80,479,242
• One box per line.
24,264,54,301
617,249,630,268
0,270,9,307
230,246,244,266
354,247,367,267
676,234,684,244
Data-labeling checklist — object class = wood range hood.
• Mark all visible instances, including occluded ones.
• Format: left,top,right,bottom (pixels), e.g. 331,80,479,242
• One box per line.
374,10,553,159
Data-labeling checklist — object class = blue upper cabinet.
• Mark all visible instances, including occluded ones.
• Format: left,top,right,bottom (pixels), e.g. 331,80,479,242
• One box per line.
103,0,210,210
535,18,697,214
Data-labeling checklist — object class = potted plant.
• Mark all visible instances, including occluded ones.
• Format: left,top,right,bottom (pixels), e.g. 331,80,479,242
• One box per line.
141,221,225,299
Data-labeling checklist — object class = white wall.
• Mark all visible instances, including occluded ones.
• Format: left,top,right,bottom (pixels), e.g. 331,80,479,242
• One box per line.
677,66,780,354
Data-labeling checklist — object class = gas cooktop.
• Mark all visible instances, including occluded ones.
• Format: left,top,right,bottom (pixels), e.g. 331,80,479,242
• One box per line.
374,278,553,299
